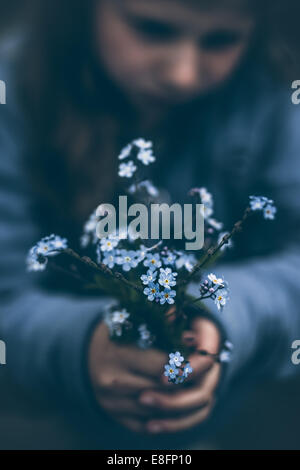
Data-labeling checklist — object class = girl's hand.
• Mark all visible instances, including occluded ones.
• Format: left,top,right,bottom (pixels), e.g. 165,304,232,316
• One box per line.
88,321,167,432
139,317,221,434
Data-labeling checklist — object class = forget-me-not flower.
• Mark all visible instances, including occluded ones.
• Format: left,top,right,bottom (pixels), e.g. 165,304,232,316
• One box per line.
102,251,118,269
164,364,179,380
116,250,139,272
159,289,176,305
162,251,177,266
215,289,229,311
141,269,158,286
118,143,132,160
143,282,160,302
264,204,277,220
144,253,162,270
169,352,184,367
118,160,137,178
183,363,193,378
100,237,119,253
137,149,156,166
133,138,152,150
158,268,177,289
208,273,225,287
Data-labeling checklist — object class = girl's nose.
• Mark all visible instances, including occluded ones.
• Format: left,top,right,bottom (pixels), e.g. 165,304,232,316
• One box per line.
162,42,200,96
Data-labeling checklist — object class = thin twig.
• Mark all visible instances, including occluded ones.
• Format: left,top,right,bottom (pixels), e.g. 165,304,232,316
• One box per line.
62,248,144,295
182,284,223,308
178,207,252,287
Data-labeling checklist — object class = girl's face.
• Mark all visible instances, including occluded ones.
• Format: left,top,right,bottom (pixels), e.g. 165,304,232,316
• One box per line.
95,0,255,110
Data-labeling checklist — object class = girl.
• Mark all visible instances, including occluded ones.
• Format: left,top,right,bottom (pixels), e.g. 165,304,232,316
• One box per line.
1,0,300,449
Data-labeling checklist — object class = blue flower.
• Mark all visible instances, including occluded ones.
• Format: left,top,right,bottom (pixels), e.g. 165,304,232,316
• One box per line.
27,235,68,272
169,352,184,367
200,204,214,220
175,253,196,272
189,187,214,207
133,138,152,150
81,210,100,247
174,376,185,384
208,273,225,287
141,269,158,285
214,289,229,311
26,247,48,272
135,245,148,263
118,143,133,161
143,253,162,270
198,188,214,219
159,268,177,289
102,251,118,269
219,350,231,363
249,195,270,211
49,235,68,252
183,363,193,378
162,251,177,266
264,204,277,220
105,308,130,337
159,289,176,305
138,324,154,349
35,240,51,256
143,282,160,302
138,180,159,197
224,340,234,351
207,217,224,231
116,250,139,272
249,196,277,220
137,149,156,166
100,237,119,253
164,364,179,380
36,234,68,257
118,160,137,178
111,309,130,324
164,353,193,384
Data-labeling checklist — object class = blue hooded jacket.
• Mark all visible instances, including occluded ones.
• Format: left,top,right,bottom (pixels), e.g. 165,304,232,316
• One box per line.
0,48,300,448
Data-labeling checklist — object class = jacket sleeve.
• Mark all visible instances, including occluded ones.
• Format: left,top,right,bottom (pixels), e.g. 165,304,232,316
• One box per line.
0,94,112,418
188,96,300,390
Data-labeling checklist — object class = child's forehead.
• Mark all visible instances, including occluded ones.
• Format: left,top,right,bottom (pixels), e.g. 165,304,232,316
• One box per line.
117,0,253,15
117,0,255,30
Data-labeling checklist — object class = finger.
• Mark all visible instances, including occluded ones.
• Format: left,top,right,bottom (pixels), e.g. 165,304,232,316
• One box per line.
97,395,155,418
190,317,221,352
146,400,215,434
95,323,166,379
140,364,220,412
115,417,145,434
160,320,219,387
165,306,177,325
186,353,214,382
121,346,168,379
95,370,158,395
183,318,221,381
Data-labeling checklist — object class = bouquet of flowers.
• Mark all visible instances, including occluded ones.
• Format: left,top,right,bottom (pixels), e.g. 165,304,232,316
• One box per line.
26,139,277,385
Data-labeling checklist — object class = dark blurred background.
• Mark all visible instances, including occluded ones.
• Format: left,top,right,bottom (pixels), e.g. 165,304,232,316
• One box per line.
1,0,300,450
